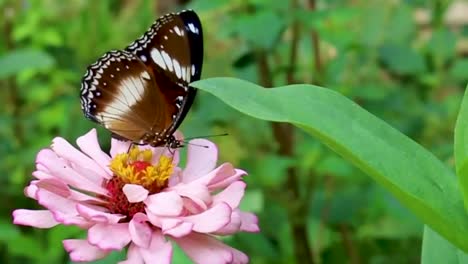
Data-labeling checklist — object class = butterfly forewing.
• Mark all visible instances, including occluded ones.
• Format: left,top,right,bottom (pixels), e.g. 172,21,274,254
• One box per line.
126,10,203,132
80,50,172,142
80,10,203,147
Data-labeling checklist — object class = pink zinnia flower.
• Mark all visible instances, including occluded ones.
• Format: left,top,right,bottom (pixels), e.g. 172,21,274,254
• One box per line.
13,129,259,263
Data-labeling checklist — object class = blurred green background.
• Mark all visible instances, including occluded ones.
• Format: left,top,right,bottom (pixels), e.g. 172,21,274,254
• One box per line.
1,0,466,263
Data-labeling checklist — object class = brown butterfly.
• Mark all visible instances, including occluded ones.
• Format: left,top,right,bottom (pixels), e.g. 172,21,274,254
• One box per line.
80,10,203,148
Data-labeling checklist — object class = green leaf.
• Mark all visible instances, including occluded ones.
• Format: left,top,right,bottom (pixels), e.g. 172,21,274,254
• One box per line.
191,77,468,251
0,49,55,79
421,226,468,264
228,11,285,50
454,85,468,211
450,59,468,82
379,44,426,75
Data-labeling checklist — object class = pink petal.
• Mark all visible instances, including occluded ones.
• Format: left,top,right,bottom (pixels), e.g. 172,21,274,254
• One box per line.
63,239,110,262
169,183,210,211
69,189,106,204
76,129,112,176
88,223,131,250
35,178,71,198
32,170,53,180
174,233,249,264
76,204,124,224
240,212,260,232
24,182,38,199
110,137,132,158
52,136,110,180
182,202,232,233
36,149,107,195
192,163,246,191
35,187,80,222
182,139,218,182
139,230,173,264
119,243,144,264
145,191,183,216
146,216,193,238
212,181,246,208
214,210,242,235
12,209,59,228
129,213,152,248
162,220,193,238
123,184,149,203
36,162,50,174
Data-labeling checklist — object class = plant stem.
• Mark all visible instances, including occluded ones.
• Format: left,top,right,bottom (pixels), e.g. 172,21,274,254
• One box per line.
308,0,322,82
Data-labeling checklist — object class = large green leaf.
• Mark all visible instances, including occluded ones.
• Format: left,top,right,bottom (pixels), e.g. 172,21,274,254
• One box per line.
191,77,468,251
455,85,468,211
421,226,468,264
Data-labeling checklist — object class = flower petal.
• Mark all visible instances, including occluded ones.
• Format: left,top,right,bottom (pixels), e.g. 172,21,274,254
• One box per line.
88,223,131,250
12,209,59,228
76,204,124,224
119,243,144,264
76,129,112,176
123,184,149,203
169,183,210,211
129,213,152,248
139,230,173,264
212,181,246,208
24,182,39,199
173,233,249,264
213,210,242,235
145,191,183,216
35,187,80,222
182,202,232,233
239,212,260,232
182,139,218,182
32,170,53,180
52,136,110,180
36,149,107,195
192,163,246,191
63,239,110,262
110,137,132,158
162,220,193,238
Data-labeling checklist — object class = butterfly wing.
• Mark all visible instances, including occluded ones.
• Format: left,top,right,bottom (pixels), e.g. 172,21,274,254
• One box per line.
80,10,203,146
80,50,172,142
126,10,203,135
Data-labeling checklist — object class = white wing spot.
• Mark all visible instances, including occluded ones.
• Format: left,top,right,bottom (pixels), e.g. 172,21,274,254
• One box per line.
164,35,168,40
174,26,182,36
186,67,191,82
191,65,196,76
188,23,199,34
150,48,166,70
116,67,120,71
140,55,147,62
141,71,151,80
181,66,186,81
110,74,114,78
100,75,146,124
161,51,173,72
173,59,182,79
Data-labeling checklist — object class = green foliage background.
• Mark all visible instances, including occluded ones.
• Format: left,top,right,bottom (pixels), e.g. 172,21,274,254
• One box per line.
0,0,466,263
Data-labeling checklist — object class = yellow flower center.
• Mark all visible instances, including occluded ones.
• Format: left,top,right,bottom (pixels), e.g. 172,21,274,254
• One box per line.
103,147,175,220
109,147,174,193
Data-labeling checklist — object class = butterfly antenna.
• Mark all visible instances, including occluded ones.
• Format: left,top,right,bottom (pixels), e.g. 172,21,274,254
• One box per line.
183,141,210,148
183,133,229,141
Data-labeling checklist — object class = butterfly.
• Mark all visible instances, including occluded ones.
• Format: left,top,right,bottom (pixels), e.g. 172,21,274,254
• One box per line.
80,10,203,148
